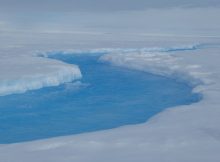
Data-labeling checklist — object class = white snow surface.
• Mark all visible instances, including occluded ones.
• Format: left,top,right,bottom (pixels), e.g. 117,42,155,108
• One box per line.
0,55,82,96
41,44,201,57
0,40,220,162
1,5,220,161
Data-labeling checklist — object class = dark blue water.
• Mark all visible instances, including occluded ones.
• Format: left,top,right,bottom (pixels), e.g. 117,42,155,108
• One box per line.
0,54,201,144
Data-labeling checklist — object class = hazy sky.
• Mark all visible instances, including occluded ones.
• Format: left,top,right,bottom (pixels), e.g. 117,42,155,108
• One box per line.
0,0,220,36
0,0,220,12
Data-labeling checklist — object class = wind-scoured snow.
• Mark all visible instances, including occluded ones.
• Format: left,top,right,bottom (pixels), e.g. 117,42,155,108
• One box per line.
0,56,82,96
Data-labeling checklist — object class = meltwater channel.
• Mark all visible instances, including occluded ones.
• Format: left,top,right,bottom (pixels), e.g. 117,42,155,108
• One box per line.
0,53,201,143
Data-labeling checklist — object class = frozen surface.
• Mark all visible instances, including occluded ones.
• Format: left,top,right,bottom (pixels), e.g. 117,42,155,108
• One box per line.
0,56,82,96
0,40,220,161
41,44,202,57
0,6,220,161
0,54,200,143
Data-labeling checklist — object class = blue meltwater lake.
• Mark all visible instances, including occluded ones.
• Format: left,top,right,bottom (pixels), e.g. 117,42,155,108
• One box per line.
0,54,201,143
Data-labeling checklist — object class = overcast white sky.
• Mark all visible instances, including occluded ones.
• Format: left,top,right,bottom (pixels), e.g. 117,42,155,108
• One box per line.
0,0,220,36
0,0,220,12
